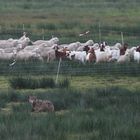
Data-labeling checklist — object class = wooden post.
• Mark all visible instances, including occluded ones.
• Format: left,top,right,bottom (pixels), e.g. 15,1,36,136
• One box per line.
42,29,45,40
55,58,62,84
22,24,25,31
99,22,101,43
121,32,124,44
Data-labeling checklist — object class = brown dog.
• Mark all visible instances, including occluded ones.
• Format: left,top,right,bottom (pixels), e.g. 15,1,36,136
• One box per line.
28,96,54,112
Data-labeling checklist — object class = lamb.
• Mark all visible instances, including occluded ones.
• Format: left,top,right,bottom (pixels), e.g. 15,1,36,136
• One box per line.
28,96,54,112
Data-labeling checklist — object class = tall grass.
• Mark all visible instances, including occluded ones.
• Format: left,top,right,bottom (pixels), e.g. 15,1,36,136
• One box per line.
0,86,140,140
9,76,70,89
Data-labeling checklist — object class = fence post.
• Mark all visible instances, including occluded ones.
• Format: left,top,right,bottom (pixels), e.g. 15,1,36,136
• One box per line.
99,22,101,43
42,29,45,40
121,32,124,44
22,24,25,31
55,58,62,84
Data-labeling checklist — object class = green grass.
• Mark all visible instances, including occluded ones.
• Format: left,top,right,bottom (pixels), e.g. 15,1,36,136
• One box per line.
0,60,140,77
0,0,140,45
9,76,70,89
0,86,140,140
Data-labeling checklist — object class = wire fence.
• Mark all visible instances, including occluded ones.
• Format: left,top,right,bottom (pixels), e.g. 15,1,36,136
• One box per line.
0,59,139,90
0,25,140,46
0,60,139,76
0,27,140,89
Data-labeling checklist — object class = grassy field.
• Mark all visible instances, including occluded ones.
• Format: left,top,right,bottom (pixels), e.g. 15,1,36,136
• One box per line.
0,0,140,45
0,0,140,140
0,64,140,139
0,81,140,140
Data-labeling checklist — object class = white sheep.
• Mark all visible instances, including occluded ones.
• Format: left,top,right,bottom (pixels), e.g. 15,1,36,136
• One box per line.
0,51,16,60
67,42,81,51
33,37,59,47
67,51,87,63
95,51,112,63
134,50,140,63
117,50,131,63
16,50,42,61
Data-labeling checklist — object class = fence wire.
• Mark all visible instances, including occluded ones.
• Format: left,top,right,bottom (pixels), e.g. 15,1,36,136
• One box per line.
0,26,140,46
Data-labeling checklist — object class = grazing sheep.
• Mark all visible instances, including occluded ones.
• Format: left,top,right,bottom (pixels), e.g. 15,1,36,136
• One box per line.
35,45,56,62
33,37,59,47
0,51,16,60
95,50,112,63
84,40,94,46
67,42,81,51
134,47,140,63
110,43,122,50
0,40,18,48
134,51,140,63
53,45,67,59
77,40,94,51
120,43,128,55
86,48,96,63
16,50,42,61
117,50,131,64
67,51,87,63
28,96,54,112
0,33,31,49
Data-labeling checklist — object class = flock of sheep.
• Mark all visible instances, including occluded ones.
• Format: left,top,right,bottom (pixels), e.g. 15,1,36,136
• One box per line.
0,32,140,64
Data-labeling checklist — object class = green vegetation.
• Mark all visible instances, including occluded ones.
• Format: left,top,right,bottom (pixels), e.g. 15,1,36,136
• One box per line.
0,86,140,140
0,0,140,45
0,60,140,77
9,76,70,89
